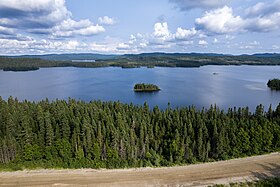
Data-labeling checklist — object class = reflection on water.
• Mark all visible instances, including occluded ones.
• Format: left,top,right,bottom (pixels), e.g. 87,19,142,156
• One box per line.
245,84,267,91
0,65,279,111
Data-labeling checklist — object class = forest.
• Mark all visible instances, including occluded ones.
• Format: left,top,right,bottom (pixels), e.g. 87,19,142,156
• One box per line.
0,97,279,170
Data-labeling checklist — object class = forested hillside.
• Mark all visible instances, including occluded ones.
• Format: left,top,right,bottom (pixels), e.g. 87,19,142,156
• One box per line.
1,53,280,71
0,97,279,169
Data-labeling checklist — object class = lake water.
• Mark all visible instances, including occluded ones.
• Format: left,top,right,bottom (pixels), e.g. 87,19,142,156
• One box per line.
0,66,279,111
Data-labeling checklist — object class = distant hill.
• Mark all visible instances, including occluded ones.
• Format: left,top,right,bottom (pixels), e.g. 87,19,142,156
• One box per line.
9,53,118,61
1,52,280,71
250,53,280,58
123,52,228,58
4,52,280,61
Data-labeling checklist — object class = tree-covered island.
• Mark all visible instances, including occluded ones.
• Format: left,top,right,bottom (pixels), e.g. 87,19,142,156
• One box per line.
267,79,280,90
134,83,160,92
3,66,39,72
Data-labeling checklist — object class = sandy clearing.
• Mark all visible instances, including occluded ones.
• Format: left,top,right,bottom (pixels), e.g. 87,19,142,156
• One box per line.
0,152,280,187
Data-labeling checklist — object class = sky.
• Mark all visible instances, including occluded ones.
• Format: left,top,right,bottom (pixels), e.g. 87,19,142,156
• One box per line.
0,0,280,55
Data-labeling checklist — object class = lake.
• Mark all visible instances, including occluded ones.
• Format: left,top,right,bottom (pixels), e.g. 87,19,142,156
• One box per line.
0,66,279,111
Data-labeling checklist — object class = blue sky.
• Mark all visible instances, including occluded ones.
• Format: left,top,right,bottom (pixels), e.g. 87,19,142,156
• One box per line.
0,0,279,55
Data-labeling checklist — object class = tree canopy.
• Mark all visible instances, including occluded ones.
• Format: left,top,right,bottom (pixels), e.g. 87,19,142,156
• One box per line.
267,79,280,90
0,97,279,170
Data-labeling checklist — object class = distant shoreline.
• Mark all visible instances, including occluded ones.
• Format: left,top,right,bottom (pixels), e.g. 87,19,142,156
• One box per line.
1,63,280,72
1,54,280,71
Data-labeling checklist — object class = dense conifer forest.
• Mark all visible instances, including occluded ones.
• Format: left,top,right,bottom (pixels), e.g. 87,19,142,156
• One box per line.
0,97,279,170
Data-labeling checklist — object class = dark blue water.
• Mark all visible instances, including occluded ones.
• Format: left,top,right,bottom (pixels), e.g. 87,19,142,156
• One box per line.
0,66,279,110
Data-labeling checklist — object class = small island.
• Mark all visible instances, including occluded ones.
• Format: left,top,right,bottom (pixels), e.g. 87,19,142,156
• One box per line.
267,79,280,90
3,66,39,72
134,83,160,92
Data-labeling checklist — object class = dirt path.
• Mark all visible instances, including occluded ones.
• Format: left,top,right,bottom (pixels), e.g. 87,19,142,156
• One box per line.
0,153,280,187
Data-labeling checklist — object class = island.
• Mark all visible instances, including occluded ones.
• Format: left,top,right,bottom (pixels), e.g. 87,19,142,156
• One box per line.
134,83,160,92
3,66,39,72
267,78,280,90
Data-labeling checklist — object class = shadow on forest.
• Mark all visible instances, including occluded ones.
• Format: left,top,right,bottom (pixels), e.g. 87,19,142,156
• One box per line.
251,163,280,180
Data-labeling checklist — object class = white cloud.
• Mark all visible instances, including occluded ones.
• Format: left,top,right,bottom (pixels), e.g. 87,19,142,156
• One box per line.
153,22,172,41
55,19,92,31
272,45,279,50
0,0,66,13
239,45,254,50
176,40,194,46
152,22,198,45
0,0,105,38
117,43,130,50
0,37,139,54
128,34,137,44
199,40,208,45
175,27,197,40
170,0,230,10
53,19,105,37
239,41,261,50
245,1,280,17
64,40,79,50
53,25,105,37
130,34,136,40
225,35,235,40
245,2,266,17
139,42,148,48
76,25,104,36
136,22,199,50
136,33,143,38
98,16,116,25
195,6,244,34
0,38,86,54
244,12,280,32
213,38,219,43
0,0,69,29
196,2,280,35
250,41,260,46
90,43,116,53
0,26,14,35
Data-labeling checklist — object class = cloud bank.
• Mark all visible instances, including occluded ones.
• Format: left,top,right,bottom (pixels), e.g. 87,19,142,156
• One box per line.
0,0,105,38
195,3,280,34
0,0,279,54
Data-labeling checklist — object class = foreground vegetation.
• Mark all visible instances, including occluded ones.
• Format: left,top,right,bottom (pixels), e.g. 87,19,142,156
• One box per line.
210,177,280,187
1,53,280,71
0,98,279,170
134,83,160,92
267,79,280,90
